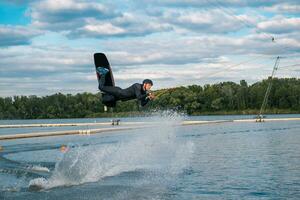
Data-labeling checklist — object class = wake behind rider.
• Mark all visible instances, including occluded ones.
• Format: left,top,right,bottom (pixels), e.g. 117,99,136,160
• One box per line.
97,67,155,106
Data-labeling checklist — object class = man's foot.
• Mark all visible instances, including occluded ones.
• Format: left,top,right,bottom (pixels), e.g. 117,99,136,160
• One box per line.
96,67,109,76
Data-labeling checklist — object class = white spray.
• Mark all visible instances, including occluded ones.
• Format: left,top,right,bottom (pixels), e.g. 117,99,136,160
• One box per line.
29,111,194,190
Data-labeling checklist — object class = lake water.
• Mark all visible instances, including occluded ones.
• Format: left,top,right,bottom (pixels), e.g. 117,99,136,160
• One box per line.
1,114,300,200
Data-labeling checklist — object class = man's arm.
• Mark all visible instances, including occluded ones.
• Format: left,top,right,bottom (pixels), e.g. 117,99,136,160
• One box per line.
139,91,155,106
140,96,150,106
134,84,148,101
133,84,151,106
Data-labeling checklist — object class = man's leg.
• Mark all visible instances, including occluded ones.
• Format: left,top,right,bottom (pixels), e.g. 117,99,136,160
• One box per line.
99,85,123,97
97,67,109,88
102,93,117,108
96,67,118,107
97,67,124,99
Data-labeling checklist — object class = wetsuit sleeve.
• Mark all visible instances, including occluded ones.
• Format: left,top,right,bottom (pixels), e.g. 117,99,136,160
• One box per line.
134,84,149,106
140,97,150,107
134,84,147,100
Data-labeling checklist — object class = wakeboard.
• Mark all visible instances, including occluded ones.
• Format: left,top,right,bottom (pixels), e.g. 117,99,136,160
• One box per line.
94,53,116,107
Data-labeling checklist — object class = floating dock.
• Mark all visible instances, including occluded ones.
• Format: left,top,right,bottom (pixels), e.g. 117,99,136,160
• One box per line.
0,118,299,141
0,121,148,129
0,125,147,140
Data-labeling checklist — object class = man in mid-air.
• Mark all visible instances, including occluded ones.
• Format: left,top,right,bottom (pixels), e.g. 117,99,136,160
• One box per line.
96,67,155,106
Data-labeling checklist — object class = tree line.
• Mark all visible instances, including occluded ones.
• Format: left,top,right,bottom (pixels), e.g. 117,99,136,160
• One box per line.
0,78,299,119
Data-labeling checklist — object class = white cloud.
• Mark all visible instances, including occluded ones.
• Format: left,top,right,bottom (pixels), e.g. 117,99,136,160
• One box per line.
27,0,172,38
1,0,300,97
257,17,300,34
264,3,300,14
161,9,250,34
82,23,125,35
28,0,119,30
68,13,172,38
136,0,296,9
0,25,42,46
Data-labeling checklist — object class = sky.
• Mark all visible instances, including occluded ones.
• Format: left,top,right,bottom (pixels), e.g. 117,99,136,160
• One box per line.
0,0,300,97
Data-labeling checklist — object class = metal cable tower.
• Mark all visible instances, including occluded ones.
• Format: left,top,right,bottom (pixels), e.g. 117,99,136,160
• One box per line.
256,56,280,122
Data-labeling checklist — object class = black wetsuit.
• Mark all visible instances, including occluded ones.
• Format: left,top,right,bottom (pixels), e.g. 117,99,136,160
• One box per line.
99,83,150,106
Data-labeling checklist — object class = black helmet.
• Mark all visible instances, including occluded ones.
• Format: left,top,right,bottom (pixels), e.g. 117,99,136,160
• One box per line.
142,79,153,86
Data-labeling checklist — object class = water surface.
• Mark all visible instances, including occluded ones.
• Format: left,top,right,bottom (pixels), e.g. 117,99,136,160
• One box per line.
1,114,300,199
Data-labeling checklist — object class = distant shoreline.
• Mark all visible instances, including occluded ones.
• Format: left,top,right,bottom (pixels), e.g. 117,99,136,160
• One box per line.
1,78,299,120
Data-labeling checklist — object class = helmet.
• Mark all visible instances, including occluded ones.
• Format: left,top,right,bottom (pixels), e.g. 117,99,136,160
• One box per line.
142,79,153,86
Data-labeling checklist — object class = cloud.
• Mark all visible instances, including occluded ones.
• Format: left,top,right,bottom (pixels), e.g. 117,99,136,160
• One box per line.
102,34,283,67
0,45,91,75
27,0,172,38
264,3,300,14
28,0,119,30
25,0,300,39
0,72,96,97
80,22,125,36
0,45,97,96
161,9,248,34
0,33,298,97
257,17,300,34
69,14,172,38
136,0,293,9
1,0,299,97
0,25,41,47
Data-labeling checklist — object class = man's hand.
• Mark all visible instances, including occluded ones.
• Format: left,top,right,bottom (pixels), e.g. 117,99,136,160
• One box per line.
148,92,155,100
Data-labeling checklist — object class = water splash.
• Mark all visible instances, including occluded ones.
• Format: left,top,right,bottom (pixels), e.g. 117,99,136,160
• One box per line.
29,111,194,190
